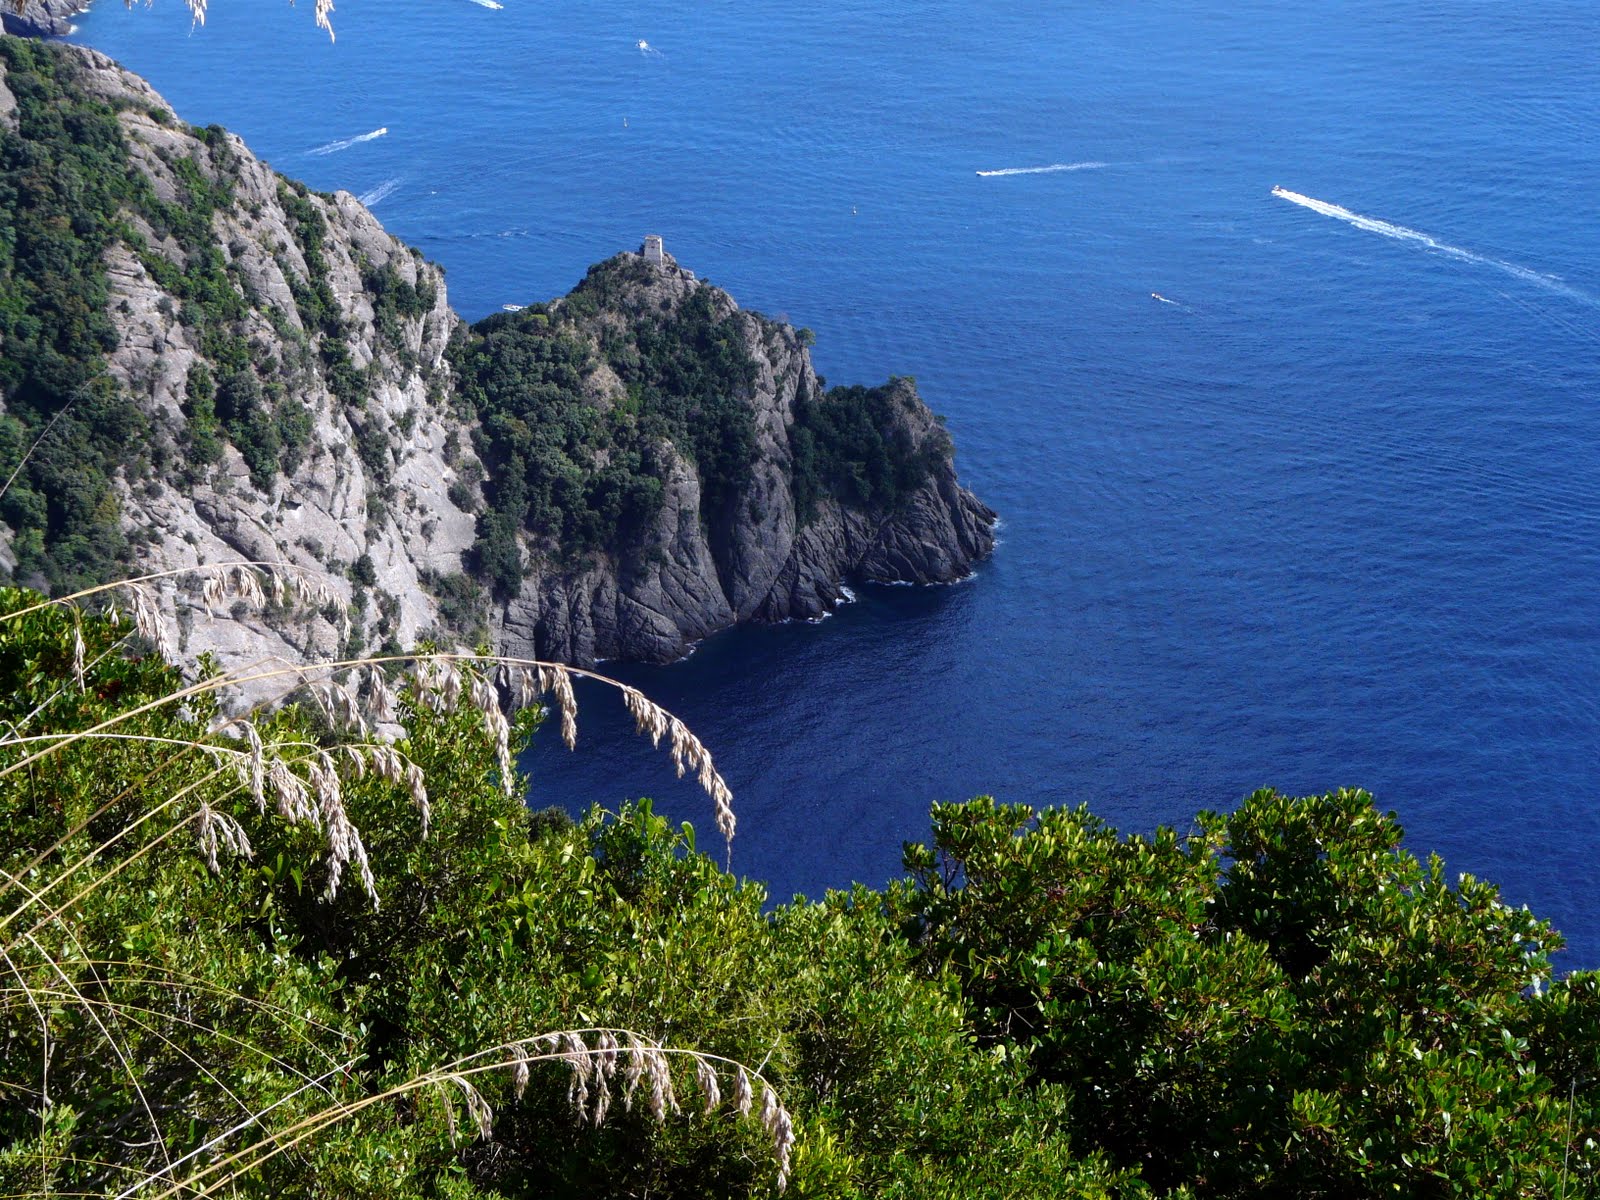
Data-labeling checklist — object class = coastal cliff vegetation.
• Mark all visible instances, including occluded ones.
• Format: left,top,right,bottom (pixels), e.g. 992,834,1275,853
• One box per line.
453,257,947,596
1,588,1596,1198
0,28,1596,1200
0,37,993,671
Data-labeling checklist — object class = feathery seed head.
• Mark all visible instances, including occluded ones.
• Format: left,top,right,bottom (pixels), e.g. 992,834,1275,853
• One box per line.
595,1030,620,1076
769,1100,796,1191
562,1032,592,1116
622,1034,650,1113
694,1058,722,1115
470,675,516,798
452,1075,494,1141
268,759,317,826
366,665,398,724
647,1046,678,1122
590,1063,613,1127
732,1066,753,1118
510,1043,530,1101
129,583,176,663
309,751,378,905
239,720,266,811
229,564,265,608
552,666,578,750
70,619,86,691
200,573,224,618
516,666,539,708
194,800,253,874
622,686,668,748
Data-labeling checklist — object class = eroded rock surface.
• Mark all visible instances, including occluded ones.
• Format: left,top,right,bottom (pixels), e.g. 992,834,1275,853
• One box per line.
0,42,995,685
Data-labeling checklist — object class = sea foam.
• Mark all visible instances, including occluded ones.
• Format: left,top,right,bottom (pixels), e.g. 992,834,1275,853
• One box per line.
1272,186,1595,306
308,127,388,156
976,161,1106,178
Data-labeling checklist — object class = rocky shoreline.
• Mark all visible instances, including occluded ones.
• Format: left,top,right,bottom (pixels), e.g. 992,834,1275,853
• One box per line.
0,40,996,682
0,0,86,39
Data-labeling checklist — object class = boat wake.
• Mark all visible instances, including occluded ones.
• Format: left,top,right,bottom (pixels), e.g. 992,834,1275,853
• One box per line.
976,161,1106,178
1271,186,1595,306
309,126,388,156
357,177,401,207
468,0,503,8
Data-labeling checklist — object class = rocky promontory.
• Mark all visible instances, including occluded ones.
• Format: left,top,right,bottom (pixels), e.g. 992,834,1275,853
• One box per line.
467,252,995,664
1,0,85,39
0,39,995,677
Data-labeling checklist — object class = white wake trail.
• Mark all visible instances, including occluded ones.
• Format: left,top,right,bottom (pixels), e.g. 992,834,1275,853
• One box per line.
469,0,503,8
976,161,1106,178
309,127,388,156
357,178,401,207
1271,186,1595,305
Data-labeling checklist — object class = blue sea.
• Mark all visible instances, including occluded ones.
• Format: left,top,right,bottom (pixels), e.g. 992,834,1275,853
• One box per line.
72,2,1600,964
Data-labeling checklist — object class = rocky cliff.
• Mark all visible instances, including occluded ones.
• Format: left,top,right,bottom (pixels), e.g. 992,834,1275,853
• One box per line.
0,0,84,39
467,253,995,663
0,40,994,677
0,40,479,678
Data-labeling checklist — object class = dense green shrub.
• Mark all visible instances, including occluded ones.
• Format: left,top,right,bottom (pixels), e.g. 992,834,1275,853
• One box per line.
894,792,1599,1197
790,379,948,520
0,593,1596,1195
0,591,1130,1198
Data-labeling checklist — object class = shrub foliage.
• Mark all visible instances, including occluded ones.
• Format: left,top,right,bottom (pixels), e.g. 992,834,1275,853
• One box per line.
451,258,947,598
0,592,1595,1197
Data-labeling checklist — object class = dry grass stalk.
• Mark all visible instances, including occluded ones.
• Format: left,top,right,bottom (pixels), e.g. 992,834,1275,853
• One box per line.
3,571,764,1192
0,636,738,867
121,1029,798,1199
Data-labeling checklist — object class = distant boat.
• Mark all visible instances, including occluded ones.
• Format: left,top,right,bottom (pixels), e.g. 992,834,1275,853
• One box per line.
501,303,524,312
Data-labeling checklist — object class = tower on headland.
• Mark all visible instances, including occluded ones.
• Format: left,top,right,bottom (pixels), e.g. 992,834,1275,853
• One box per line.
641,234,664,265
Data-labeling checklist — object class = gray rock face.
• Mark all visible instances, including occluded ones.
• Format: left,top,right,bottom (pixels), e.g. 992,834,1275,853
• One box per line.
493,254,996,665
0,45,481,694
1,0,85,39
0,44,996,683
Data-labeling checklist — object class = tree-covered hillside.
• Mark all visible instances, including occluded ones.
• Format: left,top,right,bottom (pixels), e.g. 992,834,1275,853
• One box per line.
452,255,951,599
1,584,1595,1198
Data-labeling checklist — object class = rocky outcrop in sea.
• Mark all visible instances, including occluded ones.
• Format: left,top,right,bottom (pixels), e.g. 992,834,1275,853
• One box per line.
485,252,995,664
0,41,995,680
1,0,85,39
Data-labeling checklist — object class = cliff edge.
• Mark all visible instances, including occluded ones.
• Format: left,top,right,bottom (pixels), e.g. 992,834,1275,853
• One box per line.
0,40,995,676
462,252,994,663
1,0,84,39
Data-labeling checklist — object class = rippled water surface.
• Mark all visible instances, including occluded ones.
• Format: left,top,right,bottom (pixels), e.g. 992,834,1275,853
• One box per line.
74,1,1600,962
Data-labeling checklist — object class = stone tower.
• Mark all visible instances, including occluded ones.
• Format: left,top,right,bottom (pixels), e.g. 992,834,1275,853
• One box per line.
642,234,664,265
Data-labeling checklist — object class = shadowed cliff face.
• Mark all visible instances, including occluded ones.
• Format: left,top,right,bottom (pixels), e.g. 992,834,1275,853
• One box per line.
0,0,83,39
465,254,996,665
0,41,994,678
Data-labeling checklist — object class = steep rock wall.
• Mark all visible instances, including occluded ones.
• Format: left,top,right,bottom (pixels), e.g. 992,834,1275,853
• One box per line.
0,43,481,681
481,254,995,664
0,41,995,680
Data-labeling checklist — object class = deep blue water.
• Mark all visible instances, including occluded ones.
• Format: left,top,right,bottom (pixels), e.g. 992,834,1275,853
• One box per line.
72,2,1600,964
